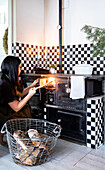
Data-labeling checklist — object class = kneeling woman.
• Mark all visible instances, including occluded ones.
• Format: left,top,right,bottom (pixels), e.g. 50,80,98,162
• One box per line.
0,56,38,144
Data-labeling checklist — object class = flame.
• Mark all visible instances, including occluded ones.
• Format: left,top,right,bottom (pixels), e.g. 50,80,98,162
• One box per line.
48,77,55,86
40,78,46,86
40,77,55,87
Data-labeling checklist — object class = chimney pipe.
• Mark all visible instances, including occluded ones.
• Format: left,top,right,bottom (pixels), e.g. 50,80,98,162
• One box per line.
59,0,62,73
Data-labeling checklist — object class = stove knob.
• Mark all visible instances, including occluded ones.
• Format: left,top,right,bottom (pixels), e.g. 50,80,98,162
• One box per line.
44,108,46,112
58,119,61,122
50,98,53,102
44,115,47,119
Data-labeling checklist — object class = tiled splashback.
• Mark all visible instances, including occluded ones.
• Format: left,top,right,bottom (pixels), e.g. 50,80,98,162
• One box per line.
12,42,105,75
12,42,61,74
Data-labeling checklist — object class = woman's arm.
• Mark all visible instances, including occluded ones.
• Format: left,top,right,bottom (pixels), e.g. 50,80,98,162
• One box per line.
8,79,52,112
8,87,36,112
21,79,39,96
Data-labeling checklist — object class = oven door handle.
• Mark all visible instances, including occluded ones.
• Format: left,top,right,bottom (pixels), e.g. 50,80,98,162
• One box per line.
57,110,82,118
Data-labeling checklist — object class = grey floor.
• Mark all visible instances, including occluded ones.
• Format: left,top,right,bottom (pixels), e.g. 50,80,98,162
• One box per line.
0,138,105,170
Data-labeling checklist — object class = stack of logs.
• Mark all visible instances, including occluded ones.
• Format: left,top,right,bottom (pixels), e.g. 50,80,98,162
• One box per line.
13,129,51,166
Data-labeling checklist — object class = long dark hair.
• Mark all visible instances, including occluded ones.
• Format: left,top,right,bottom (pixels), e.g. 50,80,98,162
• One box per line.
1,55,21,87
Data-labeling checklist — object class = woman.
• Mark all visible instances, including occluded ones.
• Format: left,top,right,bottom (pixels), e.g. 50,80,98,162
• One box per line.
0,55,38,144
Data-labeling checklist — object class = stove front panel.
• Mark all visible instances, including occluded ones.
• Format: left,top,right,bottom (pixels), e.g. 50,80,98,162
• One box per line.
44,106,86,144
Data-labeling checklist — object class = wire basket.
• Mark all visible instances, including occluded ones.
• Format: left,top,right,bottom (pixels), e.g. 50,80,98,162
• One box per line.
1,118,61,166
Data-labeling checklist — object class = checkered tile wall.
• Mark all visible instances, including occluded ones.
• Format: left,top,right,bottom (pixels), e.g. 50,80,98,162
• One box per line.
64,44,105,75
12,42,64,74
87,96,104,149
12,42,105,75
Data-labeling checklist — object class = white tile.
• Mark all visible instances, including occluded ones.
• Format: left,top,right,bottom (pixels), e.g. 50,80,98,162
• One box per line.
87,125,91,130
87,134,91,139
91,113,96,118
87,117,91,121
87,108,91,112
91,140,95,145
91,131,95,136
91,122,95,127
87,143,91,148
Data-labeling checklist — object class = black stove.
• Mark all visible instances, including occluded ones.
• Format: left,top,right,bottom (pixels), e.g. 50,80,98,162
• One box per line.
21,73,104,144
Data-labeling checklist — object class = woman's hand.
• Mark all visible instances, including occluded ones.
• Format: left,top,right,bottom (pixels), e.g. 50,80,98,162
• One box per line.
31,78,39,87
28,87,36,97
21,79,39,97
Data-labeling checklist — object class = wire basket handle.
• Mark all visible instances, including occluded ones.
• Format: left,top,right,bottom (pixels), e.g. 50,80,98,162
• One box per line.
53,125,61,138
1,123,6,134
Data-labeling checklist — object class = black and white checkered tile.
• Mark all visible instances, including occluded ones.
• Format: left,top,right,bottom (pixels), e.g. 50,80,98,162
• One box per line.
12,42,37,73
64,44,105,75
12,42,64,74
87,96,104,149
12,42,105,75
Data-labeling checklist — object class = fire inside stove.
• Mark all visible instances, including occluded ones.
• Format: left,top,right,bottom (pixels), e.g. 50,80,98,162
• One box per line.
40,77,56,89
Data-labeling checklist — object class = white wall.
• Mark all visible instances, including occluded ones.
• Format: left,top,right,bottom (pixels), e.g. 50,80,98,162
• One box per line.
44,0,59,46
12,0,105,46
14,0,44,46
0,0,8,68
64,0,105,45
13,0,59,46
